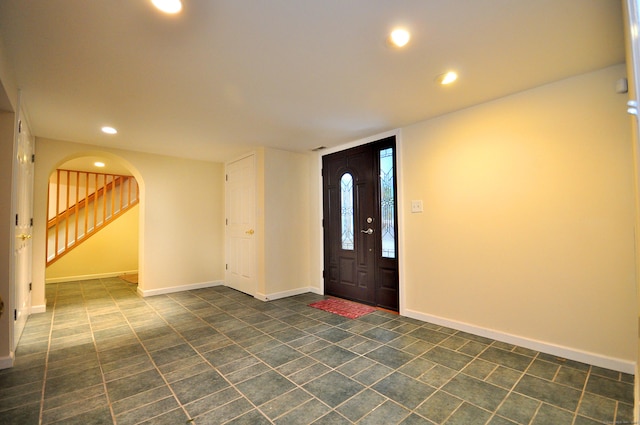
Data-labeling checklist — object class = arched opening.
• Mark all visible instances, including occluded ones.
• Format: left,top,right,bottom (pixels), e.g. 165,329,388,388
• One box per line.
43,153,143,290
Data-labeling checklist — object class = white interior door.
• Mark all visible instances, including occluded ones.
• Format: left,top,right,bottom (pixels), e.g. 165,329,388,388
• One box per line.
13,117,33,349
225,154,256,296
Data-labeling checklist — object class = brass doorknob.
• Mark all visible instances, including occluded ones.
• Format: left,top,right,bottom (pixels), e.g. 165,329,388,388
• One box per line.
17,234,32,241
245,229,255,235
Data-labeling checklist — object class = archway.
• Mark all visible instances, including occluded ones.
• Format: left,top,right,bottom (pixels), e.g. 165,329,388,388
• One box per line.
43,153,144,290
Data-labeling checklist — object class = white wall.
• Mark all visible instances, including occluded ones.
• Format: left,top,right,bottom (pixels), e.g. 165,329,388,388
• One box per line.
32,138,224,304
399,64,636,370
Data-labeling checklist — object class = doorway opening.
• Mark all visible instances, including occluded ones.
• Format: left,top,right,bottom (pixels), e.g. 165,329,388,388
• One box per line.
44,155,140,287
322,136,399,311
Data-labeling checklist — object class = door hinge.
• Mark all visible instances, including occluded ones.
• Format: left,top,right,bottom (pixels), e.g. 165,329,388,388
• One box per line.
225,218,228,225
322,270,325,278
18,120,22,133
29,282,32,291
31,154,35,163
14,309,17,321
322,218,324,227
15,214,18,225
225,174,228,181
225,264,228,270
30,218,33,227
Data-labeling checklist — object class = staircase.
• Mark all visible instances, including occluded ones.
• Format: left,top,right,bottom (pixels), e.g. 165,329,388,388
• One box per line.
46,169,139,265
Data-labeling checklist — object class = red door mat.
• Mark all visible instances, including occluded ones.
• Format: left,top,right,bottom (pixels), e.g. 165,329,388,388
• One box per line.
309,298,376,319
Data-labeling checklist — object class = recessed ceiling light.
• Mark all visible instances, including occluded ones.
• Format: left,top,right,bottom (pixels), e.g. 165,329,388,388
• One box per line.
94,162,105,168
437,71,458,85
101,126,117,135
389,28,410,48
151,0,182,14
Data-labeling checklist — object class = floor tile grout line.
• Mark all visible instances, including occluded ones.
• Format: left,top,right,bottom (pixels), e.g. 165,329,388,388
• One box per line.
570,364,593,425
82,279,117,424
270,301,502,424
102,281,195,423
183,291,384,424
143,290,280,424
178,290,358,424
38,285,57,425
417,329,567,424
484,349,542,425
43,288,520,424
421,333,499,425
18,283,634,425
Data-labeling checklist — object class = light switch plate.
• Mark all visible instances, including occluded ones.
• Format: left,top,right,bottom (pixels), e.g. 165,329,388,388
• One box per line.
411,200,423,213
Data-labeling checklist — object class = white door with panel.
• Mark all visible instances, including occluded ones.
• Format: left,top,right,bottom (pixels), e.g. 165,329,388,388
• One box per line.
13,116,33,349
225,154,256,296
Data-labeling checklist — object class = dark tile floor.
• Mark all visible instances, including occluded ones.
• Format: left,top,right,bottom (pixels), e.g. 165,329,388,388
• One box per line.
0,278,635,424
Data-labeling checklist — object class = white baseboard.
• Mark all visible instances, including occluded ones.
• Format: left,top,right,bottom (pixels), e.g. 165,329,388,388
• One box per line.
255,286,318,301
31,304,47,314
45,270,138,284
0,352,14,370
138,280,223,297
307,286,323,295
403,308,635,375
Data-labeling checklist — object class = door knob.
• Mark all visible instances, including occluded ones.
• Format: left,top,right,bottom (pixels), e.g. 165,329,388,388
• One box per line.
360,228,374,234
17,234,32,241
245,229,255,235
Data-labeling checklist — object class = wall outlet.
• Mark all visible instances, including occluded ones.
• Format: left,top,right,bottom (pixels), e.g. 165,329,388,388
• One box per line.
411,200,423,213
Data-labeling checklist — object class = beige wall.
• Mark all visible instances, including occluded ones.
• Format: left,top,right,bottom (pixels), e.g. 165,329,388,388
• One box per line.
263,148,311,296
254,148,312,298
45,205,139,281
400,64,636,367
32,139,225,304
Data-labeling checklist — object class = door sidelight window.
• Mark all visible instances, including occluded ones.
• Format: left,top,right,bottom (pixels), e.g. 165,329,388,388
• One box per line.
340,173,354,250
380,148,395,258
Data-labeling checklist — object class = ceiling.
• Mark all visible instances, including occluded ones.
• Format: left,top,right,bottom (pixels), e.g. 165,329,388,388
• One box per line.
0,0,627,164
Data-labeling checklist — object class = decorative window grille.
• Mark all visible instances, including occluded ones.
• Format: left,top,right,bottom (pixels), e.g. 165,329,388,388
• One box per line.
340,173,354,250
380,148,395,258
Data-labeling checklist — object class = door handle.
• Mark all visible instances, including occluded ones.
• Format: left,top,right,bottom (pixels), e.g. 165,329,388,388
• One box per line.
17,234,32,241
245,229,255,235
360,228,374,234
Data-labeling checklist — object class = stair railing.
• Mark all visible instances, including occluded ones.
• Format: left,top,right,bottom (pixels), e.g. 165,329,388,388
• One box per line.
46,169,139,266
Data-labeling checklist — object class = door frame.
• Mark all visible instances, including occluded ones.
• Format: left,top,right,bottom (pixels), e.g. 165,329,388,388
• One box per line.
12,113,33,350
316,129,406,315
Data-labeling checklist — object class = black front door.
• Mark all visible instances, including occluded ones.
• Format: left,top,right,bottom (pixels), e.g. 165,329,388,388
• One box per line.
322,136,399,310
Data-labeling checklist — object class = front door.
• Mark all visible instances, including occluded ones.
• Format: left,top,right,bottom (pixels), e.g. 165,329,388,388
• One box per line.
225,154,257,296
322,136,399,310
14,117,33,349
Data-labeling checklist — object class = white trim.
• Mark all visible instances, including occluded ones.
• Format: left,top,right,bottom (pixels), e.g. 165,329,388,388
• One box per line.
137,280,223,297
404,308,635,374
31,304,46,314
321,129,400,156
255,287,318,302
395,129,406,316
45,270,138,284
0,352,15,370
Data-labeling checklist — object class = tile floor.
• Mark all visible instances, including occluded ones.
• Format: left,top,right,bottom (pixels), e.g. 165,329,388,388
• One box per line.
0,278,635,424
